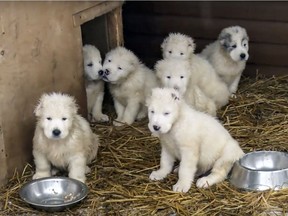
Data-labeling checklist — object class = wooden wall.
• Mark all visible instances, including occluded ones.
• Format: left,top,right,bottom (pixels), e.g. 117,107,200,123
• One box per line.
0,1,123,186
123,1,288,77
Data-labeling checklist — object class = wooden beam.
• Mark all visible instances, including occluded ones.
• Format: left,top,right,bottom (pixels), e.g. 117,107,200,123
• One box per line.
73,1,124,27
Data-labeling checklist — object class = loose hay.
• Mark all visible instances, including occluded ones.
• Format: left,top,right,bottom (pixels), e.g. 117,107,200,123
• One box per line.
0,75,287,215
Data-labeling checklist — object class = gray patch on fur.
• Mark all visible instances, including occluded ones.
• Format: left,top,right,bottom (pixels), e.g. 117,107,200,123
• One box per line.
219,32,233,52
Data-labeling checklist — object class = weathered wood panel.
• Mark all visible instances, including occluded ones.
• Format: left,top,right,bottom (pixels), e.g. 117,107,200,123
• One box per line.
123,2,288,76
124,2,288,22
125,34,288,67
0,1,123,186
124,14,288,45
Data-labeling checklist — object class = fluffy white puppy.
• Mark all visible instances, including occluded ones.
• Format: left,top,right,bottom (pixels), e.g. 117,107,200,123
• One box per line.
83,44,109,122
201,26,249,95
147,88,244,193
32,92,99,183
101,46,158,126
155,58,217,116
161,33,230,108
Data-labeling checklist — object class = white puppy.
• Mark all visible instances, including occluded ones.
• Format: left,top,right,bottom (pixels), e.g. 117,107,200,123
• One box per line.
161,33,230,108
201,26,249,95
147,88,244,192
32,92,99,183
83,44,109,122
155,58,217,116
101,46,158,126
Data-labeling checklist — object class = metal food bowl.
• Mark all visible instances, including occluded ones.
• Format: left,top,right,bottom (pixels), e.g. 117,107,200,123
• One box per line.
229,151,288,191
19,177,88,211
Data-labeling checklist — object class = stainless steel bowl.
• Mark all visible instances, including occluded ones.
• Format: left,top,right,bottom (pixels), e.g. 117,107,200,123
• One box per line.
229,151,288,191
19,177,88,211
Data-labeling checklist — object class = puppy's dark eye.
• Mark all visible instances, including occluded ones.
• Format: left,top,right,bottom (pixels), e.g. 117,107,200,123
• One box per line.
168,51,172,54
47,117,52,120
164,112,170,116
180,52,184,55
232,45,237,48
108,59,111,62
62,118,67,121
87,63,93,67
180,76,184,79
150,110,154,114
118,67,122,70
167,76,171,79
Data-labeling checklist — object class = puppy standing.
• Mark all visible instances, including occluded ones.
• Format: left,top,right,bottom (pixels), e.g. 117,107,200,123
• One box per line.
200,26,249,95
83,44,109,122
32,92,99,183
147,88,244,193
155,58,217,116
161,33,230,108
101,47,158,126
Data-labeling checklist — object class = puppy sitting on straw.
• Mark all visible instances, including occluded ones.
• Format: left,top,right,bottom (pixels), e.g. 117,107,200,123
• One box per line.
147,88,244,192
32,92,99,183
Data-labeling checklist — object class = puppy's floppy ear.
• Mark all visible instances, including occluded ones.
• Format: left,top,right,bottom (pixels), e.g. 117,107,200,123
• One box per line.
145,95,151,107
34,94,46,117
154,59,165,78
187,37,196,53
161,37,169,51
219,32,231,47
171,90,180,101
68,96,79,115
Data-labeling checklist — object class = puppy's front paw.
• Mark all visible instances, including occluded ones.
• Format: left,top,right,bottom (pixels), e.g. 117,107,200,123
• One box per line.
69,175,86,183
113,120,124,126
93,114,109,122
196,176,210,188
149,170,167,181
230,93,237,99
173,180,191,193
33,171,51,180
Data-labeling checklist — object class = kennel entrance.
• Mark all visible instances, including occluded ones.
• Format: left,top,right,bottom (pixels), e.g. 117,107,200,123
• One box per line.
0,1,123,186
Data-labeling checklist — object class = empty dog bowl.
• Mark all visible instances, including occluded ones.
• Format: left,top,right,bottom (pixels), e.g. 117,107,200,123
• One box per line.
229,151,288,191
19,177,88,211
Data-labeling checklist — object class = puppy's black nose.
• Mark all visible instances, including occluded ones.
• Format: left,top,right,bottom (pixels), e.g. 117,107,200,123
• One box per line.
240,53,246,60
98,70,104,76
153,125,160,131
52,129,61,137
105,69,110,76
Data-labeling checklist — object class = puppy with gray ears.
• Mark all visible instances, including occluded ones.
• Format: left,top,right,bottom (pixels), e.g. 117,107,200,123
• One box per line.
83,44,109,122
200,26,249,95
32,92,100,183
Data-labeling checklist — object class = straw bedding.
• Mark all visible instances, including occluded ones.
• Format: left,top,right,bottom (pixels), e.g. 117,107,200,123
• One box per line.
0,75,287,215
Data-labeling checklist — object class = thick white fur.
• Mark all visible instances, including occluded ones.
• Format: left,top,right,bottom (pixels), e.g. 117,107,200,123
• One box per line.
161,33,230,108
155,58,217,116
147,88,244,192
83,44,109,122
32,92,99,183
102,46,158,126
201,26,249,95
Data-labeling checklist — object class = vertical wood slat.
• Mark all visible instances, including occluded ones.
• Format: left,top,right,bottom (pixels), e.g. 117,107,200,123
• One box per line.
106,6,124,50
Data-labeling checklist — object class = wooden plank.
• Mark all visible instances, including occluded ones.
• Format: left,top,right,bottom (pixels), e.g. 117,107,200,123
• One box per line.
125,34,288,67
123,2,288,22
73,1,123,26
124,14,288,45
107,6,124,50
244,65,288,77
